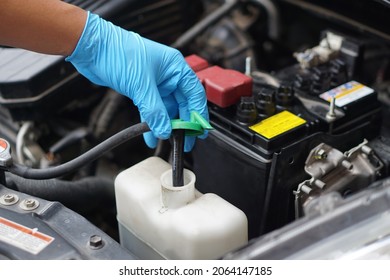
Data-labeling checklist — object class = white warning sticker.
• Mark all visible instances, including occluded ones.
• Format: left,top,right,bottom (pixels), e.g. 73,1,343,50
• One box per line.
319,81,374,107
0,216,54,255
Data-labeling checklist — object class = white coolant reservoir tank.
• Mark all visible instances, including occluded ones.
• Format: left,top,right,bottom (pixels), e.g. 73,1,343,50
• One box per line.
115,156,248,260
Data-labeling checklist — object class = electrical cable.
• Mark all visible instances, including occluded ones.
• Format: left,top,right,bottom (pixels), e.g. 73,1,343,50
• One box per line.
6,122,150,179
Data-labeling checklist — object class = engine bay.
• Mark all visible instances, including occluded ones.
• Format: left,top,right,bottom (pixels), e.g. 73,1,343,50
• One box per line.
1,0,390,259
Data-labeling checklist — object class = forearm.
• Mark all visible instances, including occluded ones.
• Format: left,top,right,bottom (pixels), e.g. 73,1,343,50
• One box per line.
0,0,87,56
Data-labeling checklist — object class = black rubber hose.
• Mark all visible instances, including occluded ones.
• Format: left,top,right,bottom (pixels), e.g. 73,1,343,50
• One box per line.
5,173,115,208
171,0,239,49
6,122,150,179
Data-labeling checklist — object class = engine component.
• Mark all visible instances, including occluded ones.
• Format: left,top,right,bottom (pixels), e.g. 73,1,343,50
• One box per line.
0,184,134,260
224,178,390,260
294,140,384,217
5,173,115,211
293,31,343,69
190,48,383,238
115,156,248,260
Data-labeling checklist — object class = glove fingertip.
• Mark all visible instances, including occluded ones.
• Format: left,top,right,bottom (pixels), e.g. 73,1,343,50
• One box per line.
184,136,196,152
158,128,171,140
198,130,209,140
143,132,158,149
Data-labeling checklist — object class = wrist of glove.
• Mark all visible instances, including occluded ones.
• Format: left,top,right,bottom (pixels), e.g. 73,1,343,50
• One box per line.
66,12,208,151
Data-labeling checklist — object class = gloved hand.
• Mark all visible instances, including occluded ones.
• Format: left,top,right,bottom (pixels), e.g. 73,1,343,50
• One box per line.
66,12,208,151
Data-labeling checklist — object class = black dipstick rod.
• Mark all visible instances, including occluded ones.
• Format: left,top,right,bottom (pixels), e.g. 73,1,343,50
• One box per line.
171,129,185,186
169,111,213,186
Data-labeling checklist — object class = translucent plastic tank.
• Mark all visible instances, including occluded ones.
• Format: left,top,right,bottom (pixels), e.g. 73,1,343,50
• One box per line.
115,156,248,260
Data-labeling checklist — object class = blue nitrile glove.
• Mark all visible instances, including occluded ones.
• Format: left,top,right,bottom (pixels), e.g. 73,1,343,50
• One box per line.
66,12,208,152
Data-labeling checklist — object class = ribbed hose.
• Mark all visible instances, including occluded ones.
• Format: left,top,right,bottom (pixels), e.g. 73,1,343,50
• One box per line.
6,173,115,208
6,122,150,179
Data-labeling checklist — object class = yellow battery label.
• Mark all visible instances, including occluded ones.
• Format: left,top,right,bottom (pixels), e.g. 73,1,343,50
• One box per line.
249,111,306,139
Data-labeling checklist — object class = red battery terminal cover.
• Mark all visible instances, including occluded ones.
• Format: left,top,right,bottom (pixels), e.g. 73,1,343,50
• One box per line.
185,55,253,108
185,54,209,72
196,66,253,108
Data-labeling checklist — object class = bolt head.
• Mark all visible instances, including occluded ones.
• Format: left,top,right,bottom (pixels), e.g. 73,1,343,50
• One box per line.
19,198,39,211
25,199,36,208
4,194,15,203
315,149,328,159
89,235,103,249
0,193,19,206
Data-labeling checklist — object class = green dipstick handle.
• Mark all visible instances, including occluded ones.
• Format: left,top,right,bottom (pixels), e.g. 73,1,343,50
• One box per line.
170,112,213,187
170,111,213,136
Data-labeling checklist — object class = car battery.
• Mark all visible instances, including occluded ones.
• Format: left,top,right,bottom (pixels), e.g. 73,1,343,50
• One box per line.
188,55,382,239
